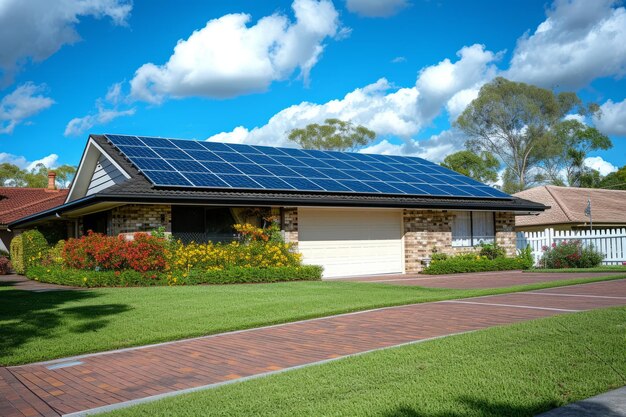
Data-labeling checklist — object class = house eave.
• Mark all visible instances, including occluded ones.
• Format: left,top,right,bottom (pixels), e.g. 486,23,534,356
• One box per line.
8,191,546,229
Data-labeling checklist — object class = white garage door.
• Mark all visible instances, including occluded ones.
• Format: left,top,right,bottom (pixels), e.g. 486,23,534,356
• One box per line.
298,208,404,278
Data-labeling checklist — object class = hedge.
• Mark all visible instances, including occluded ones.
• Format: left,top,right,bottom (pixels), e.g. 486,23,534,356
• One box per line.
9,230,49,274
26,264,323,287
422,256,532,275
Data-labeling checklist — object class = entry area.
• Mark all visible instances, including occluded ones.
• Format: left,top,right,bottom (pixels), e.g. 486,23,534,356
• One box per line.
298,208,404,278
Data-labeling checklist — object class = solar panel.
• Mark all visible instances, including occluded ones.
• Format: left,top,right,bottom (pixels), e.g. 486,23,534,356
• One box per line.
283,177,324,191
184,172,229,187
104,134,512,199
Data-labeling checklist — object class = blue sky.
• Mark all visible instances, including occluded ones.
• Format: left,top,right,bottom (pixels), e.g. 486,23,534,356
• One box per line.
1,0,625,178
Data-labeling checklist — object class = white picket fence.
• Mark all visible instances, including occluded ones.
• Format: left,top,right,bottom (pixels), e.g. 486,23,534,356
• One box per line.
516,228,626,266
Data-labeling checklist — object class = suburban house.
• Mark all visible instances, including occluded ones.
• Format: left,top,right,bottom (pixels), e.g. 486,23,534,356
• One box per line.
0,174,69,252
9,134,545,277
514,186,626,232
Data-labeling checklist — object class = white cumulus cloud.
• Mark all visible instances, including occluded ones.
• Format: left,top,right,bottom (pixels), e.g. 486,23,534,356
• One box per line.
0,152,59,170
506,0,626,88
65,82,135,136
594,98,626,136
130,0,340,103
360,129,467,163
416,44,500,123
206,44,499,153
0,82,54,134
0,0,132,84
345,0,409,17
584,156,618,176
207,78,420,147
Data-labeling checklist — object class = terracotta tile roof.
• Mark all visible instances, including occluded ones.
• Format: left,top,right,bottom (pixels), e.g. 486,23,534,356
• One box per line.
514,185,626,227
0,187,68,226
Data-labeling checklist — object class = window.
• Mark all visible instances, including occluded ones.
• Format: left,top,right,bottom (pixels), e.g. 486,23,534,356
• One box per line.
171,206,237,243
451,211,495,247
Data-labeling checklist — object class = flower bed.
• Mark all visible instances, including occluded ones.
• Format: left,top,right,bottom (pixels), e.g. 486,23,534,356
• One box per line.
17,224,323,286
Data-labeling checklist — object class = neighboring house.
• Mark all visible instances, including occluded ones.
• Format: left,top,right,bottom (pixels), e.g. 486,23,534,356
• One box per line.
0,174,69,252
514,185,626,232
9,134,545,277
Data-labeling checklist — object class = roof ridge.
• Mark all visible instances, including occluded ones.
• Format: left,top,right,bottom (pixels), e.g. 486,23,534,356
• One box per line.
544,185,575,222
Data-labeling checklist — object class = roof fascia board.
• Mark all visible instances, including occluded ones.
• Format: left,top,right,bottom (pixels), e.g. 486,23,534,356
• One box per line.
66,137,131,203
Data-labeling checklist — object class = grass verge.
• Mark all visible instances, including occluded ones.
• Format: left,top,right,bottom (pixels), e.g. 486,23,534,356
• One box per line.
103,306,626,417
529,266,626,273
1,274,625,365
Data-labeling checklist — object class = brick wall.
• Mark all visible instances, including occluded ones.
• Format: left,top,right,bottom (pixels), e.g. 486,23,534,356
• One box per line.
282,207,298,244
110,204,172,235
403,210,517,272
403,210,455,272
495,211,517,257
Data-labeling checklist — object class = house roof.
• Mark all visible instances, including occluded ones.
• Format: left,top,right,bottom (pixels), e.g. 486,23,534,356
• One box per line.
514,185,626,227
0,187,68,227
102,133,513,200
8,135,547,228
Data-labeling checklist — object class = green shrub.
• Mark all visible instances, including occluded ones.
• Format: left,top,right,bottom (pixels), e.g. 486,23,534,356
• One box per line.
423,254,532,275
26,264,323,287
180,265,323,285
0,249,9,259
9,230,48,274
9,235,23,274
518,245,535,268
431,253,448,262
41,240,65,267
478,242,506,260
540,240,604,269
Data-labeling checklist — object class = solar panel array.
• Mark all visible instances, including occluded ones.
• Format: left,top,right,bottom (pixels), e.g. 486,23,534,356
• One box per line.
104,134,511,199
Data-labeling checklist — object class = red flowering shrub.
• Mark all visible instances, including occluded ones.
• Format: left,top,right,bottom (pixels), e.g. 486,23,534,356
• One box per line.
124,233,168,272
62,231,168,272
540,240,604,269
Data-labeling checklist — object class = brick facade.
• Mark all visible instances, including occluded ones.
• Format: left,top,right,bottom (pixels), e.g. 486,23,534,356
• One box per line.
495,211,517,257
282,207,298,244
110,204,172,235
402,210,455,273
94,204,516,274
403,210,517,272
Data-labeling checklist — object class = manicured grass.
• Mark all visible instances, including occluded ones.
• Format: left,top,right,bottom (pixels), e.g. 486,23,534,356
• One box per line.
1,274,625,365
104,307,626,417
529,266,626,273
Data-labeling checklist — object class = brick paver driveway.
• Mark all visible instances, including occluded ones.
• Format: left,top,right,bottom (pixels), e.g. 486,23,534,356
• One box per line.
333,270,626,288
1,279,625,417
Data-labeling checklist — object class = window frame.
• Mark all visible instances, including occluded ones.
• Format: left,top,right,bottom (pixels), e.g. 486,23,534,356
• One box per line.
451,211,496,247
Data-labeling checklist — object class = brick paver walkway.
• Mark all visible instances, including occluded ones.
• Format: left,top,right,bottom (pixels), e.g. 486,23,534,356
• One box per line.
1,279,625,417
334,270,626,288
0,274,78,292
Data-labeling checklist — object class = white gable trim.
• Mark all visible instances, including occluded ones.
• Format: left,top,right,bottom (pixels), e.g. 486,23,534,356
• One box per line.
66,137,131,203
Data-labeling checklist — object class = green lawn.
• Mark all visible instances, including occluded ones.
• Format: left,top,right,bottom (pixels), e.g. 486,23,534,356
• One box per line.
104,306,626,417
1,274,625,365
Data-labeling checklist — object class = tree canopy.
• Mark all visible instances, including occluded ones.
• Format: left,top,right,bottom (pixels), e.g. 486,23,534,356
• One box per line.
543,119,612,187
598,165,626,190
288,118,376,151
455,77,601,192
0,163,76,188
440,150,500,184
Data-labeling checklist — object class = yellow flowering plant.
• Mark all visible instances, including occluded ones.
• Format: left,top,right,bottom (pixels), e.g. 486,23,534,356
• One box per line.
168,239,302,274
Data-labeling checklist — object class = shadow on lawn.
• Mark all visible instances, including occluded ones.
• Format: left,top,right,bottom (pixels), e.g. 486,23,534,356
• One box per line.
385,396,623,417
0,282,131,364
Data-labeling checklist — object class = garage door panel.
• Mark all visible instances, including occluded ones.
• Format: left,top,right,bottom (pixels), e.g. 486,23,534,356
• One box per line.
298,208,403,278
